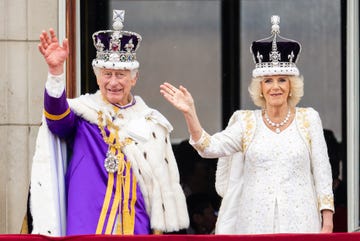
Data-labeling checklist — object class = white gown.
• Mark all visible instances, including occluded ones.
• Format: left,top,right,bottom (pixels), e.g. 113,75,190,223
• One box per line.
190,108,334,234
237,113,320,233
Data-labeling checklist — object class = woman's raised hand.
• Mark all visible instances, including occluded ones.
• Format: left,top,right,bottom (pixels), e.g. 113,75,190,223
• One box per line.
160,82,195,114
38,28,69,75
160,82,203,141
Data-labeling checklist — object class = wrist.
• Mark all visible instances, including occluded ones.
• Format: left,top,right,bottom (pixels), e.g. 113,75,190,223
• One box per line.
49,66,64,76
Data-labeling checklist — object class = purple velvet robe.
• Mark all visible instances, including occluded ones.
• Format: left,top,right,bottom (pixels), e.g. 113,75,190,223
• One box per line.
44,90,150,235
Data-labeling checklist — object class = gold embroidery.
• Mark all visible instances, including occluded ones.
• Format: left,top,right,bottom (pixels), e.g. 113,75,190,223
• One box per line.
296,108,311,150
241,110,254,152
194,131,211,152
318,194,334,210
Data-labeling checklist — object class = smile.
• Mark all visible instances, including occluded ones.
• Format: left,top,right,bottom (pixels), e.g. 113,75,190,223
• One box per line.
108,88,122,92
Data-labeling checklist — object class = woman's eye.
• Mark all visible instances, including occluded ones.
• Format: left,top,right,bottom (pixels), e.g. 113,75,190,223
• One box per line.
279,78,287,82
264,79,272,83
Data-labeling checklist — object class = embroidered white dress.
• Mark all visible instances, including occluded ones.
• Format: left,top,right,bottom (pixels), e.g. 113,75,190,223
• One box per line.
190,108,334,234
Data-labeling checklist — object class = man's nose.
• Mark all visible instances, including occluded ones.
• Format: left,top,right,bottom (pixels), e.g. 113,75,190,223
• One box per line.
109,73,118,81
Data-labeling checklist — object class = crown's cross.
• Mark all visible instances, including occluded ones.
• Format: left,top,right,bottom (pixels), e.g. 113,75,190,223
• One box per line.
95,39,105,52
125,39,134,52
125,39,135,61
113,10,125,31
113,10,125,22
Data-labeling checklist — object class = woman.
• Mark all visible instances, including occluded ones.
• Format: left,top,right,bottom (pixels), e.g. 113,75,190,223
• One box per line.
160,15,334,234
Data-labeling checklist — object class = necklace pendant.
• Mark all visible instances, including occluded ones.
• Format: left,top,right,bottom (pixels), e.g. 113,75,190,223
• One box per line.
104,151,119,173
264,108,291,134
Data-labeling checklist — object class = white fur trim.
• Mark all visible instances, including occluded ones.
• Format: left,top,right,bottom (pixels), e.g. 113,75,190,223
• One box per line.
92,59,139,70
30,117,67,236
252,66,299,77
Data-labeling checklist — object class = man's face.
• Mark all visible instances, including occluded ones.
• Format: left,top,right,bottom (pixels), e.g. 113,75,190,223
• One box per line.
97,68,137,105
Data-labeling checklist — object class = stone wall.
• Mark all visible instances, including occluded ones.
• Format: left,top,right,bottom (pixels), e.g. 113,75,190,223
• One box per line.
0,0,58,234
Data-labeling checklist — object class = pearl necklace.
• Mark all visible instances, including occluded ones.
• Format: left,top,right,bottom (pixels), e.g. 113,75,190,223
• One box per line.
264,109,291,134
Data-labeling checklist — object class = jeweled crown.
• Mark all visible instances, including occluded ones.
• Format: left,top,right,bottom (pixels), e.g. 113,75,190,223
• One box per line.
250,15,301,77
92,10,142,70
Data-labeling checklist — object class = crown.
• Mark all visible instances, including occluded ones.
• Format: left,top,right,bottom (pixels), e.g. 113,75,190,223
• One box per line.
92,10,142,70
250,15,301,77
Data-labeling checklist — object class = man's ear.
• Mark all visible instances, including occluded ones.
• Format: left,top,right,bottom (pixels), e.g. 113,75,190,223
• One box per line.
132,71,139,86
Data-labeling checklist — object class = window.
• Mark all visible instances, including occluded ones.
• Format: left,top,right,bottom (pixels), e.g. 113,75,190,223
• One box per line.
75,0,358,232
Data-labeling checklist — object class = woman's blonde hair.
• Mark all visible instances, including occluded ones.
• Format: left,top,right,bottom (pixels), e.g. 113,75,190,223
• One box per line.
248,75,304,108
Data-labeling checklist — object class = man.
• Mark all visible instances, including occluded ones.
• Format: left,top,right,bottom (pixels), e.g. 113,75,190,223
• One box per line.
27,9,188,236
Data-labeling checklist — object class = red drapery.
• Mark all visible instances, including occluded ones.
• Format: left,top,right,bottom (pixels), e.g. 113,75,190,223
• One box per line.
0,233,359,241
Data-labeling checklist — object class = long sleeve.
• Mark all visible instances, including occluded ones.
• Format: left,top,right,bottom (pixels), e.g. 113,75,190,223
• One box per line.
43,73,76,139
189,110,251,159
307,108,334,212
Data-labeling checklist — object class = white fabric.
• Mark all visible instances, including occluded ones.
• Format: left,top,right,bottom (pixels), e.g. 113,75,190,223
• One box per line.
191,108,333,234
30,117,67,236
45,73,66,98
236,117,319,233
214,152,244,234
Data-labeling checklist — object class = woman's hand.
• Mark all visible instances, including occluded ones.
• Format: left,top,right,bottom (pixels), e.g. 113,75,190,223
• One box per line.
320,209,334,233
38,28,69,75
160,82,203,141
160,82,195,114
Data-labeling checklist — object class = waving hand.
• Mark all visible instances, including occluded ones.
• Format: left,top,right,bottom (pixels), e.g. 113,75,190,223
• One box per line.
160,82,195,114
38,28,69,75
160,82,203,142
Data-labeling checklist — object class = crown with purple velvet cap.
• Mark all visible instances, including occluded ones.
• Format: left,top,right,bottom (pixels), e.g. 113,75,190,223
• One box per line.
92,10,142,70
251,15,301,77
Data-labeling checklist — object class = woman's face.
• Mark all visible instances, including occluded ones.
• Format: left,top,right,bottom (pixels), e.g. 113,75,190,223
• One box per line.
96,68,137,105
260,75,291,108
